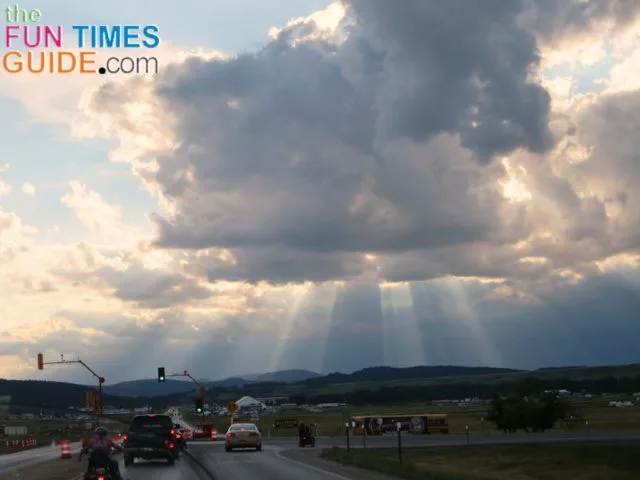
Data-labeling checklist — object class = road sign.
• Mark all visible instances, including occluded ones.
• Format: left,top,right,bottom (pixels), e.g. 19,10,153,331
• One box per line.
227,402,237,413
86,390,98,409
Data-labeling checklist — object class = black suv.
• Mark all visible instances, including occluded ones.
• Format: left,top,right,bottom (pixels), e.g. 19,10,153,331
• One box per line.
123,414,179,466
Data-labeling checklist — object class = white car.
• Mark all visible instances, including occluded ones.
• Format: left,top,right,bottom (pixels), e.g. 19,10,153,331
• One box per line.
225,423,262,451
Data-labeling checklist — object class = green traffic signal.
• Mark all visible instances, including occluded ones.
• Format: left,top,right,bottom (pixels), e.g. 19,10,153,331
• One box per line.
158,367,165,382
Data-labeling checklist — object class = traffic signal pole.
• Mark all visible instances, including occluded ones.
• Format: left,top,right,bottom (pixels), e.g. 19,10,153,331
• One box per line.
37,353,106,424
158,369,208,430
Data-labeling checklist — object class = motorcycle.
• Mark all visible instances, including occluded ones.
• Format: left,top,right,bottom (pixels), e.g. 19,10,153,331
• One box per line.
79,447,122,480
298,432,316,447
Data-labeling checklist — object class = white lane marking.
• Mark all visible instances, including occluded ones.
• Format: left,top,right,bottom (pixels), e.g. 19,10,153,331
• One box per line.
273,449,352,480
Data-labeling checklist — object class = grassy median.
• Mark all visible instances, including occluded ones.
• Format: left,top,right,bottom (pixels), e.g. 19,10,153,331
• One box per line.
321,442,640,479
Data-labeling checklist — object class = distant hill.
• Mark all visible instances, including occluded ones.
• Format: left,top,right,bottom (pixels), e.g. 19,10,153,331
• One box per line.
0,379,147,411
3,363,639,410
103,379,198,397
103,370,321,397
238,369,321,383
304,365,521,387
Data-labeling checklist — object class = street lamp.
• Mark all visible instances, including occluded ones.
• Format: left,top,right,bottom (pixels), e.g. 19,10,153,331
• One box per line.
344,420,355,451
396,422,402,462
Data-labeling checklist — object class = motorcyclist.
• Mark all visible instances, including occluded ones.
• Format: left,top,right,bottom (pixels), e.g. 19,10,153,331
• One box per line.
81,426,123,479
298,421,306,441
173,423,186,451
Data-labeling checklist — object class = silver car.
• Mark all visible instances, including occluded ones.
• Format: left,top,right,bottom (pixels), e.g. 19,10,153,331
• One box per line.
225,423,262,452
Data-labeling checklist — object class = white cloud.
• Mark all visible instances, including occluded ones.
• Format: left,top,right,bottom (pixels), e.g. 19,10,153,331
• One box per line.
0,180,10,196
0,163,11,196
20,182,36,196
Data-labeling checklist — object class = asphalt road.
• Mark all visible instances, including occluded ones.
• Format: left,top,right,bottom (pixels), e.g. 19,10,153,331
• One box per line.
109,443,359,480
183,442,389,480
111,453,211,480
3,429,640,479
0,442,82,475
133,430,640,480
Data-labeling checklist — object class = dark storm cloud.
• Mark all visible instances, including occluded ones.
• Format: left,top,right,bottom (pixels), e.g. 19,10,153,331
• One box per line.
342,0,554,161
87,0,569,284
83,0,640,289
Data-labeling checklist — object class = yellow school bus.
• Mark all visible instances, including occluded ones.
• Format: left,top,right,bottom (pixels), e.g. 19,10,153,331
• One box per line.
351,413,449,434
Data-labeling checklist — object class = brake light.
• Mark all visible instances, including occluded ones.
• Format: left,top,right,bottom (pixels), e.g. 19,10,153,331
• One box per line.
170,429,176,435
98,477,104,480
226,432,235,438
169,443,175,448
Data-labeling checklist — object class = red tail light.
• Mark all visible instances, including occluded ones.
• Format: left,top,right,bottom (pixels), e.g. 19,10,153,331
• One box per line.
169,443,175,449
98,477,105,480
226,432,235,439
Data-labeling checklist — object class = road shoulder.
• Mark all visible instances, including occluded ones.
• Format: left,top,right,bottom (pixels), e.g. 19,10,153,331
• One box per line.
0,457,85,480
277,447,399,479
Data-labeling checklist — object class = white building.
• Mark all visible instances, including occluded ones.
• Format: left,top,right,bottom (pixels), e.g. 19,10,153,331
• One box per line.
236,396,266,410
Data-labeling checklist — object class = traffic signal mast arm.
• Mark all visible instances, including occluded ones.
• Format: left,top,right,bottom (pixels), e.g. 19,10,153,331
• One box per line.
165,370,206,392
37,353,105,384
36,353,106,421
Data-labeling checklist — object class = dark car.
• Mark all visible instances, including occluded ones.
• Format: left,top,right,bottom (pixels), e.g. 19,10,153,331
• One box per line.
123,414,178,466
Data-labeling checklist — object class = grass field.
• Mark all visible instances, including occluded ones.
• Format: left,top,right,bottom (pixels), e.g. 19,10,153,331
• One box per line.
180,395,640,437
322,442,640,479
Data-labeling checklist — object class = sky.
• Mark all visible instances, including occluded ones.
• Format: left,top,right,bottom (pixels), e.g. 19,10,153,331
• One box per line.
1,0,640,385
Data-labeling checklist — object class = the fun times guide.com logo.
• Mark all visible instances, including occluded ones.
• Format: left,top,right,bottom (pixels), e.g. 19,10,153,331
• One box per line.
2,3,160,75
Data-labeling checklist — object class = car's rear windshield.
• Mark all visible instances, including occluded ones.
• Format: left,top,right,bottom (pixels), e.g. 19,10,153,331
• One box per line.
229,424,257,431
130,415,173,432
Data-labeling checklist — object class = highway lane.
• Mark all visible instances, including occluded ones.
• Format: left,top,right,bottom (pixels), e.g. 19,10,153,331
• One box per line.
155,433,640,480
0,442,82,475
187,442,388,480
2,429,640,478
114,455,211,480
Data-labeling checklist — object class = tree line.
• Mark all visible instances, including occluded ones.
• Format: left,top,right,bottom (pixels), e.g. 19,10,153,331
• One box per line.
288,374,640,405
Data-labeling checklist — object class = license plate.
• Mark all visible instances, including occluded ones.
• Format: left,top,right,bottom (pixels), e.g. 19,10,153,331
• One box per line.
143,447,153,451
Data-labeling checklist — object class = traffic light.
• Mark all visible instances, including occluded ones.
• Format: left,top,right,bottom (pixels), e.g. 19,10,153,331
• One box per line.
37,353,43,370
195,398,203,414
158,367,165,382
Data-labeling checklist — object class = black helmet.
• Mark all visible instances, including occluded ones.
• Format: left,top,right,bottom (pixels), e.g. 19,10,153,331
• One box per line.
94,426,108,437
